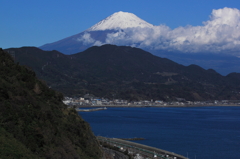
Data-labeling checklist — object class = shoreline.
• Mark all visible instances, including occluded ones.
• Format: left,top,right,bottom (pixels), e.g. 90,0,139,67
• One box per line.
76,104,240,108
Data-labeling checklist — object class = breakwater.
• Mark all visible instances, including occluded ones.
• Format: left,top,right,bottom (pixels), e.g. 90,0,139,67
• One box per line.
75,107,107,112
120,137,145,141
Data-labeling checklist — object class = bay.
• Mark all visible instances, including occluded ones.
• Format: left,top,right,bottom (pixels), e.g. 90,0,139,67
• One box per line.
79,106,240,159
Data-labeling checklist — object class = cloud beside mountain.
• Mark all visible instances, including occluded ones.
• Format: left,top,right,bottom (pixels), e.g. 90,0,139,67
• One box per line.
79,7,240,56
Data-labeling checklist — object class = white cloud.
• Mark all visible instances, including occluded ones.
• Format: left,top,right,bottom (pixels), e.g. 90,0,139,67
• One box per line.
77,32,104,46
104,7,240,56
93,40,103,46
77,32,95,45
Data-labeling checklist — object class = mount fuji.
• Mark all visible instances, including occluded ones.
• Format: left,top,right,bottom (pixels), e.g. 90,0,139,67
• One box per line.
39,11,240,75
40,11,153,54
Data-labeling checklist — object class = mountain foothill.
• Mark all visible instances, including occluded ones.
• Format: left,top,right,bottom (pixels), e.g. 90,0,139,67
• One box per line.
5,44,240,101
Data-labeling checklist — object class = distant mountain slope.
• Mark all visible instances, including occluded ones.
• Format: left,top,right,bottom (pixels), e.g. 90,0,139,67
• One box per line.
150,49,240,76
0,48,102,158
5,45,240,101
39,30,114,55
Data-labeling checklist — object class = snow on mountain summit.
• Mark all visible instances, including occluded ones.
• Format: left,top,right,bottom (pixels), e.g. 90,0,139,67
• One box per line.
87,11,153,31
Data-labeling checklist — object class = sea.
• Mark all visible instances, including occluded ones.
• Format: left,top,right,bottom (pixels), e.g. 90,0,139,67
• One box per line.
78,106,240,159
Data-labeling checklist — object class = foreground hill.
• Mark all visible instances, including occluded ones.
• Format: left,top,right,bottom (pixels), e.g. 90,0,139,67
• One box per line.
0,48,102,158
5,45,240,101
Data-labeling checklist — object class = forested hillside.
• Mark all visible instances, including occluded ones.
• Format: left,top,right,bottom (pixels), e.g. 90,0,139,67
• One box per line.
0,48,102,158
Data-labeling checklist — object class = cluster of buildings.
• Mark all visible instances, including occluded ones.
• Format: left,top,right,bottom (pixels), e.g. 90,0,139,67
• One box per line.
63,94,240,107
63,94,129,106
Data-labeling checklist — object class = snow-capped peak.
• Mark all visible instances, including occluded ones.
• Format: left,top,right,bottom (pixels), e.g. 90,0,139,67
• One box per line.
87,11,153,31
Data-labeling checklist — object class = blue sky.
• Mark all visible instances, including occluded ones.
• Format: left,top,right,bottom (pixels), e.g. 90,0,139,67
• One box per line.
1,0,240,49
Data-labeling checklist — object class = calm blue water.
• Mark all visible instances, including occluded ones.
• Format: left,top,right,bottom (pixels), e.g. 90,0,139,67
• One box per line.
78,106,240,159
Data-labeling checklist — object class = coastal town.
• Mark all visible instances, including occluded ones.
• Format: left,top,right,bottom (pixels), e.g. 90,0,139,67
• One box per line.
63,94,240,107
